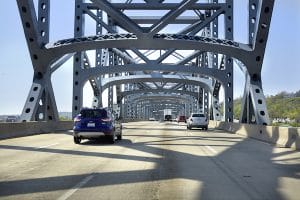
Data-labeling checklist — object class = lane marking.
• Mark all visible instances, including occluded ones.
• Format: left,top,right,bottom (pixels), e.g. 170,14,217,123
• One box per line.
205,145,217,154
35,143,59,149
57,174,94,200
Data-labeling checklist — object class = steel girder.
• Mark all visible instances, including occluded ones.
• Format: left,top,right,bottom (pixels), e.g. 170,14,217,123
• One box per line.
120,89,199,99
101,74,211,114
125,94,197,119
16,0,275,125
128,94,196,103
79,64,225,83
100,74,213,92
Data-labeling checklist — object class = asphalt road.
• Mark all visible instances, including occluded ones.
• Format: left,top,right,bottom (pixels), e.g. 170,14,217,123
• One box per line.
0,121,299,200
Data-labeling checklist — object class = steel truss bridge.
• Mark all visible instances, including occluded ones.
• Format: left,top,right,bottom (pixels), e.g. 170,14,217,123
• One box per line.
16,0,274,125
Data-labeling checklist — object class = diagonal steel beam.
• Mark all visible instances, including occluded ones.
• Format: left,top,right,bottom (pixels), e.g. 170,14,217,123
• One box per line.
131,48,151,63
90,0,144,36
181,7,224,35
148,0,198,37
50,53,75,73
176,50,203,65
83,7,114,33
155,8,224,64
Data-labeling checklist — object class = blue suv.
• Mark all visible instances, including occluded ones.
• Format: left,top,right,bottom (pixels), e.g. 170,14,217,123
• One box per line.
73,108,122,144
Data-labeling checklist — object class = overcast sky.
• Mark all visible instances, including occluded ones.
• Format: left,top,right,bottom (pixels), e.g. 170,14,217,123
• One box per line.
0,0,299,115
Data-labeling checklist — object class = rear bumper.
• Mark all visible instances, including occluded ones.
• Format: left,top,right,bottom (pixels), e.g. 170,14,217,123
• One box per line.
73,130,113,139
189,123,208,128
190,125,207,128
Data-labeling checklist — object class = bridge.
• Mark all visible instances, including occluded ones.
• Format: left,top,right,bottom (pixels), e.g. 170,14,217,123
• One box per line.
0,0,300,199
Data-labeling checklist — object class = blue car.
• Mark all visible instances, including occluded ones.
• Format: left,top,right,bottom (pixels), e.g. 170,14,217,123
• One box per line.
73,108,122,144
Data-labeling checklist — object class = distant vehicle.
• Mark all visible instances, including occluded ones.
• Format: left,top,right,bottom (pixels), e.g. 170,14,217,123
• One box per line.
149,117,156,121
164,115,172,121
187,113,208,130
6,116,17,122
73,108,122,144
176,115,186,123
164,109,172,121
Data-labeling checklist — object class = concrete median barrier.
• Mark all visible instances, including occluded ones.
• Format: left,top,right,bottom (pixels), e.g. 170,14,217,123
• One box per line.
209,121,300,150
0,121,73,140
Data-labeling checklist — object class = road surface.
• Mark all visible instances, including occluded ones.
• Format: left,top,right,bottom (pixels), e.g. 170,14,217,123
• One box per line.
0,121,299,200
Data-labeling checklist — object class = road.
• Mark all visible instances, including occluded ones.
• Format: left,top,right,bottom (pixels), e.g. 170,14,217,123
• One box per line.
0,121,300,200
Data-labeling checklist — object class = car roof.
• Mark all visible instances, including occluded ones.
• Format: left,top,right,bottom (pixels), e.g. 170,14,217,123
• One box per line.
80,107,107,111
191,113,206,116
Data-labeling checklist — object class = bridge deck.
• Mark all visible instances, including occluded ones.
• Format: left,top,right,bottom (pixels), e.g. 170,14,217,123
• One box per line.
0,121,299,200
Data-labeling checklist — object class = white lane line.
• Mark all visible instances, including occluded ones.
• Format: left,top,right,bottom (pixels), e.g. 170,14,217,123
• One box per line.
57,174,94,200
35,143,59,149
205,145,218,154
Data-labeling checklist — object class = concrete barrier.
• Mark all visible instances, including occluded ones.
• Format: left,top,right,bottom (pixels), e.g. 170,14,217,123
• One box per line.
209,121,300,150
121,119,145,123
0,121,73,140
2,120,299,150
0,119,142,140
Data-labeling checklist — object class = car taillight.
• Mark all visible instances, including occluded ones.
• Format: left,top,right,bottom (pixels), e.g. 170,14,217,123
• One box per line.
74,117,81,122
101,118,112,122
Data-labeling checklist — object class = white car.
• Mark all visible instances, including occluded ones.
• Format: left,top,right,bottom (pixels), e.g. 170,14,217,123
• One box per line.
187,113,208,130
149,117,156,121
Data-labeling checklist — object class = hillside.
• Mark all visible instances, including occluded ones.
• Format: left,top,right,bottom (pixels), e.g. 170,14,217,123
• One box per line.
233,91,300,126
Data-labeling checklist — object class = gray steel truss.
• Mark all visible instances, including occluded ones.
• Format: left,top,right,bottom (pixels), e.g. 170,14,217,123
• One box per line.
16,0,275,125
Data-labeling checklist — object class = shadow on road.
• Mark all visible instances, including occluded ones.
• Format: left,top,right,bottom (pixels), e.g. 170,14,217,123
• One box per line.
0,123,299,199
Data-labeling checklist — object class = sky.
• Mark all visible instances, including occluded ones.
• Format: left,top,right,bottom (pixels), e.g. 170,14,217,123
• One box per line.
0,0,300,115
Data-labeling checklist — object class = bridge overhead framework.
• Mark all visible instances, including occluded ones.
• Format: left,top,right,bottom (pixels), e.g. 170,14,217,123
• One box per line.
16,0,274,125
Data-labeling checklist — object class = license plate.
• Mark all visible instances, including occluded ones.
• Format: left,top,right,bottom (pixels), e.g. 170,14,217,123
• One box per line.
87,123,95,127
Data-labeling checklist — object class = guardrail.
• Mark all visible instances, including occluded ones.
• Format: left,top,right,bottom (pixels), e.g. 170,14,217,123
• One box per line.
209,121,300,150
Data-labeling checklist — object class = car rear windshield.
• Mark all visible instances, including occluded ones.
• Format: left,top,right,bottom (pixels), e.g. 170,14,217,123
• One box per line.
192,114,205,117
179,116,186,119
80,109,108,118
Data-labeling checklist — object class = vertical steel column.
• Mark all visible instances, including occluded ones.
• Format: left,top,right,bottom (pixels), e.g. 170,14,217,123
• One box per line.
239,0,273,125
240,0,259,123
202,10,210,117
210,0,222,121
108,50,114,110
38,0,58,121
93,9,104,108
224,0,234,122
197,55,205,114
38,0,50,44
107,16,115,111
72,0,85,118
115,56,123,108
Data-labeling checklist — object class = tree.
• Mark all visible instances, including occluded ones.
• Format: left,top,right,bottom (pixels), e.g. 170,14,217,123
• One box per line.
295,90,300,97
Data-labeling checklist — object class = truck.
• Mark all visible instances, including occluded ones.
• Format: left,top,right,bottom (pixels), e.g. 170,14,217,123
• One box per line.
163,109,172,121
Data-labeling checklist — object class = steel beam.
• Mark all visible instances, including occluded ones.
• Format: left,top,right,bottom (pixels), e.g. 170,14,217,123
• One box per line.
16,0,275,125
17,0,59,121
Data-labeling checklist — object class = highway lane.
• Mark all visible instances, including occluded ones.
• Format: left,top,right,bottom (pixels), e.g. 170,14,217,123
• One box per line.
0,121,300,200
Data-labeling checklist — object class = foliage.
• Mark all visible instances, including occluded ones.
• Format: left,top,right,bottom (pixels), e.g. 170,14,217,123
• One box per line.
232,91,300,126
266,97,300,122
59,116,70,121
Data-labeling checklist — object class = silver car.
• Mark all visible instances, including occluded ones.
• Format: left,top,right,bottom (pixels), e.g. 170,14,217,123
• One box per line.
187,113,208,130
